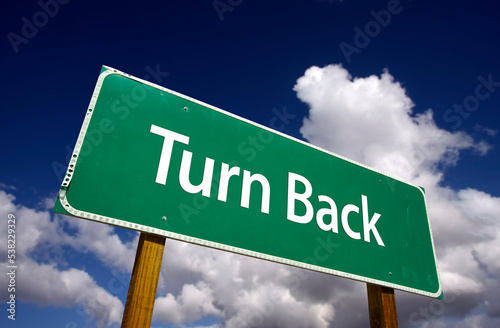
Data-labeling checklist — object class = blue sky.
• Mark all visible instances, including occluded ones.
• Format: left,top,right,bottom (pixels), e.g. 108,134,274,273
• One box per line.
1,0,500,327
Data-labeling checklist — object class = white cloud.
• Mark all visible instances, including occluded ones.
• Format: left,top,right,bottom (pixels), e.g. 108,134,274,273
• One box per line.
224,284,334,328
0,190,130,327
0,182,17,191
474,124,498,137
18,260,123,328
154,240,340,327
293,64,500,327
153,281,222,324
295,64,486,182
62,217,139,272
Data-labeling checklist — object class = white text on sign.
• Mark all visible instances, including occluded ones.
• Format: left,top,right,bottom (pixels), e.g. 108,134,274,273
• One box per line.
150,124,385,246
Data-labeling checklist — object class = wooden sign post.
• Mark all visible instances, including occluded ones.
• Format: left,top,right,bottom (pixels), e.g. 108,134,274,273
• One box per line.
121,232,166,328
367,283,398,328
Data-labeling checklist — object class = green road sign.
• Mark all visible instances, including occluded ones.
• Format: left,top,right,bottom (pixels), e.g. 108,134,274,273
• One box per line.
54,66,441,297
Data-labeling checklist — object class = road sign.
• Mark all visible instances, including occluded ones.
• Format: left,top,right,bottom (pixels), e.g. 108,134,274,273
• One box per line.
54,66,441,297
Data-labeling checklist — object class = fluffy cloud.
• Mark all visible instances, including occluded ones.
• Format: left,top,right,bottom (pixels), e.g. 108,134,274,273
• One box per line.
62,217,139,272
154,241,338,327
0,190,131,328
18,260,123,327
293,64,500,327
153,281,222,324
296,64,488,183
